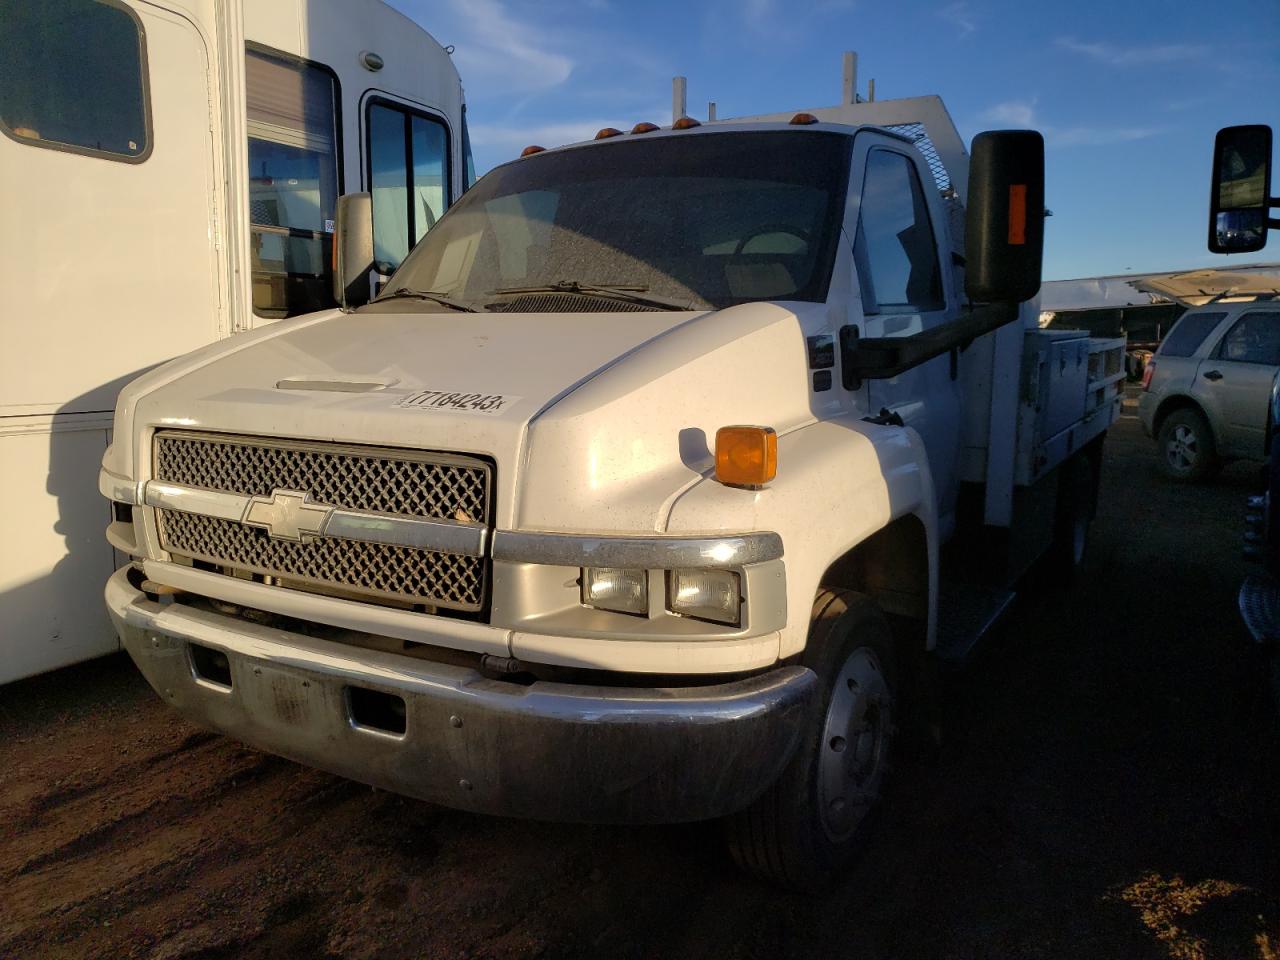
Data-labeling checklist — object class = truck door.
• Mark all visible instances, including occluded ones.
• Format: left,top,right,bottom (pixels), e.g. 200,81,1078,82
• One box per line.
852,145,962,530
1194,308,1280,459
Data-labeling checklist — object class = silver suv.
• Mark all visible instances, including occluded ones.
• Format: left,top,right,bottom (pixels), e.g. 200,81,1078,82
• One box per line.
1139,301,1280,481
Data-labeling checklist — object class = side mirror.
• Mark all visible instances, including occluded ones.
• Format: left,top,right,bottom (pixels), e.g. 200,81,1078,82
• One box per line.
1209,125,1273,254
333,192,374,309
964,130,1045,303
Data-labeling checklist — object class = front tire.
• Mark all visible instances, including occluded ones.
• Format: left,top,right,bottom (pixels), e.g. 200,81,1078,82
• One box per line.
1157,408,1218,482
726,589,898,889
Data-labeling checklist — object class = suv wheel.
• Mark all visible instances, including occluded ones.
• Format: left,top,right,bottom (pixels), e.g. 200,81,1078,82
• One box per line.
1157,408,1219,482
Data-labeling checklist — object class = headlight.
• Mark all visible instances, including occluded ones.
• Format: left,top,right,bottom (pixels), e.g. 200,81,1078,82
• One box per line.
667,569,741,626
581,567,648,616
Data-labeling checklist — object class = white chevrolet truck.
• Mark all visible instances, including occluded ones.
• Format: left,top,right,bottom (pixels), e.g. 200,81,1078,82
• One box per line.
99,89,1123,886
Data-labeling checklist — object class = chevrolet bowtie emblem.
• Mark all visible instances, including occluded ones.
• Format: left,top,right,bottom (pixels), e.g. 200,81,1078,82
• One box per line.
242,489,334,542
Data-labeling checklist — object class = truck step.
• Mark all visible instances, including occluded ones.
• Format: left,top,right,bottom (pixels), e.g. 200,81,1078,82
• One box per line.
933,582,1016,665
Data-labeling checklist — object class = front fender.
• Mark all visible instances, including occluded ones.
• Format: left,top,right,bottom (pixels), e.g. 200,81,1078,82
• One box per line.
664,416,938,658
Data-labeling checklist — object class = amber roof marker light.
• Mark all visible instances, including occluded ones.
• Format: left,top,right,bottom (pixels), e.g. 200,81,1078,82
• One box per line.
789,112,819,125
631,121,660,134
672,116,702,130
595,127,623,140
520,145,546,157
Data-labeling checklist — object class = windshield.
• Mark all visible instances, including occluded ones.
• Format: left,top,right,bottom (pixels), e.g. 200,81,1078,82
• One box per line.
383,130,851,312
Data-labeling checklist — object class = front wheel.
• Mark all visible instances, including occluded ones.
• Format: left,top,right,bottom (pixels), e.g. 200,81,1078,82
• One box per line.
726,588,898,889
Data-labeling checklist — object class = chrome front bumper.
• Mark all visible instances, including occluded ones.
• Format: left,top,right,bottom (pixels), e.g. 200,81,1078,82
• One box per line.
107,568,815,824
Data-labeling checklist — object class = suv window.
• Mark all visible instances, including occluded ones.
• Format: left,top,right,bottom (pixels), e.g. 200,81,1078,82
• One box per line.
1216,311,1280,365
855,149,944,314
245,48,342,319
367,100,451,273
1159,311,1226,357
0,0,149,162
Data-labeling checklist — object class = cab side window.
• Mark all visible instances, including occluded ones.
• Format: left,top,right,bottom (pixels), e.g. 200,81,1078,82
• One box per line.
0,0,150,162
854,149,944,314
1216,311,1280,365
246,47,342,319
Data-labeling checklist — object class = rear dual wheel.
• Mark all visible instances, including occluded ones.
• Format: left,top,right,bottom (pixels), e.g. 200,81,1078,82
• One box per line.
726,588,898,889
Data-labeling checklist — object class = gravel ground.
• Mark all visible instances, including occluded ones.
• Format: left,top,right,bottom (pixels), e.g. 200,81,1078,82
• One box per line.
2,404,1278,960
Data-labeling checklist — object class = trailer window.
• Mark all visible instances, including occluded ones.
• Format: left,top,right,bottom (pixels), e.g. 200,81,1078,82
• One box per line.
367,100,451,273
855,149,944,314
0,0,149,162
246,47,342,319
1216,312,1280,365
1158,312,1225,357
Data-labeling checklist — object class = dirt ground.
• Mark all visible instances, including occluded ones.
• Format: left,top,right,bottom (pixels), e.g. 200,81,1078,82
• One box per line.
3,404,1279,960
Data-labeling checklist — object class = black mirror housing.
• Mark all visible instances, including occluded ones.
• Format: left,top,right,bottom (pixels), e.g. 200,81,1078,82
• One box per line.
333,192,374,309
1209,124,1272,254
964,130,1045,304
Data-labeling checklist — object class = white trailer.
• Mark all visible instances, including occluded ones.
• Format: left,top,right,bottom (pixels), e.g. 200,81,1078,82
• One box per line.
1,0,471,683
99,62,1123,886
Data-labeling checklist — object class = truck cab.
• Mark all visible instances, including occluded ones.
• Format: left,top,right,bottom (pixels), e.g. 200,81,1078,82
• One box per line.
99,86,1121,887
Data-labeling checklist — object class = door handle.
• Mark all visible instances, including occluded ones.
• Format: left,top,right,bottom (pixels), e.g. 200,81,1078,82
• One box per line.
1203,370,1223,381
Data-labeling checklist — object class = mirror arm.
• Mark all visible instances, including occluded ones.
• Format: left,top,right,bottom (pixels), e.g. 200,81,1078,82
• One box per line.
841,302,1019,385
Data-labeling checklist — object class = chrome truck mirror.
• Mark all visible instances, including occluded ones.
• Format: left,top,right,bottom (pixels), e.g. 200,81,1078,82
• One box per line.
332,192,374,309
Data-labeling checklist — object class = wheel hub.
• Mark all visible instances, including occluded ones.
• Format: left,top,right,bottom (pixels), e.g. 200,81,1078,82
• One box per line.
1166,424,1198,471
818,647,893,841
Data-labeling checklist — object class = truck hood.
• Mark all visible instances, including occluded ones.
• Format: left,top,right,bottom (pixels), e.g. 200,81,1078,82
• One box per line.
125,309,704,524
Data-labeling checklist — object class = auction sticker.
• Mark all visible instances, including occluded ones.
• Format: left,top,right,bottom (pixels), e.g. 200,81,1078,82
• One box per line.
395,389,520,415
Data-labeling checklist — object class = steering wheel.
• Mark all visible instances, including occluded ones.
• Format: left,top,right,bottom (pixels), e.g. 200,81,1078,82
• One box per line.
732,225,811,255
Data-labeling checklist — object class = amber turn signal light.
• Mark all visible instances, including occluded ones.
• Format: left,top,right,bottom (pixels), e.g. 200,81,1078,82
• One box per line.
715,426,778,487
520,144,546,157
789,112,819,125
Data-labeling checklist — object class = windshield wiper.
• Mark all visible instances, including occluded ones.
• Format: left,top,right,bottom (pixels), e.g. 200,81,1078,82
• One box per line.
375,287,478,312
489,280,692,311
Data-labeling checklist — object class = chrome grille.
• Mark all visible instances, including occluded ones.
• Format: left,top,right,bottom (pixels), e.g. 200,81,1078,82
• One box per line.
154,433,489,523
152,432,491,612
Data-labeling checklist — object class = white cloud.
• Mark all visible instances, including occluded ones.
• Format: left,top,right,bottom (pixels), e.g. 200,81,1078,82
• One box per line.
1055,36,1208,66
939,2,976,37
445,0,575,96
1049,126,1164,146
976,98,1163,147
980,99,1038,127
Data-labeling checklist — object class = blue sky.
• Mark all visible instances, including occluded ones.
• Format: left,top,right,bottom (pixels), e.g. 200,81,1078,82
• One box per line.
392,0,1280,281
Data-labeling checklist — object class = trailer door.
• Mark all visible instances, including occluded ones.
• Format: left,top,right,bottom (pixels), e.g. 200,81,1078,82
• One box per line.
0,0,220,682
